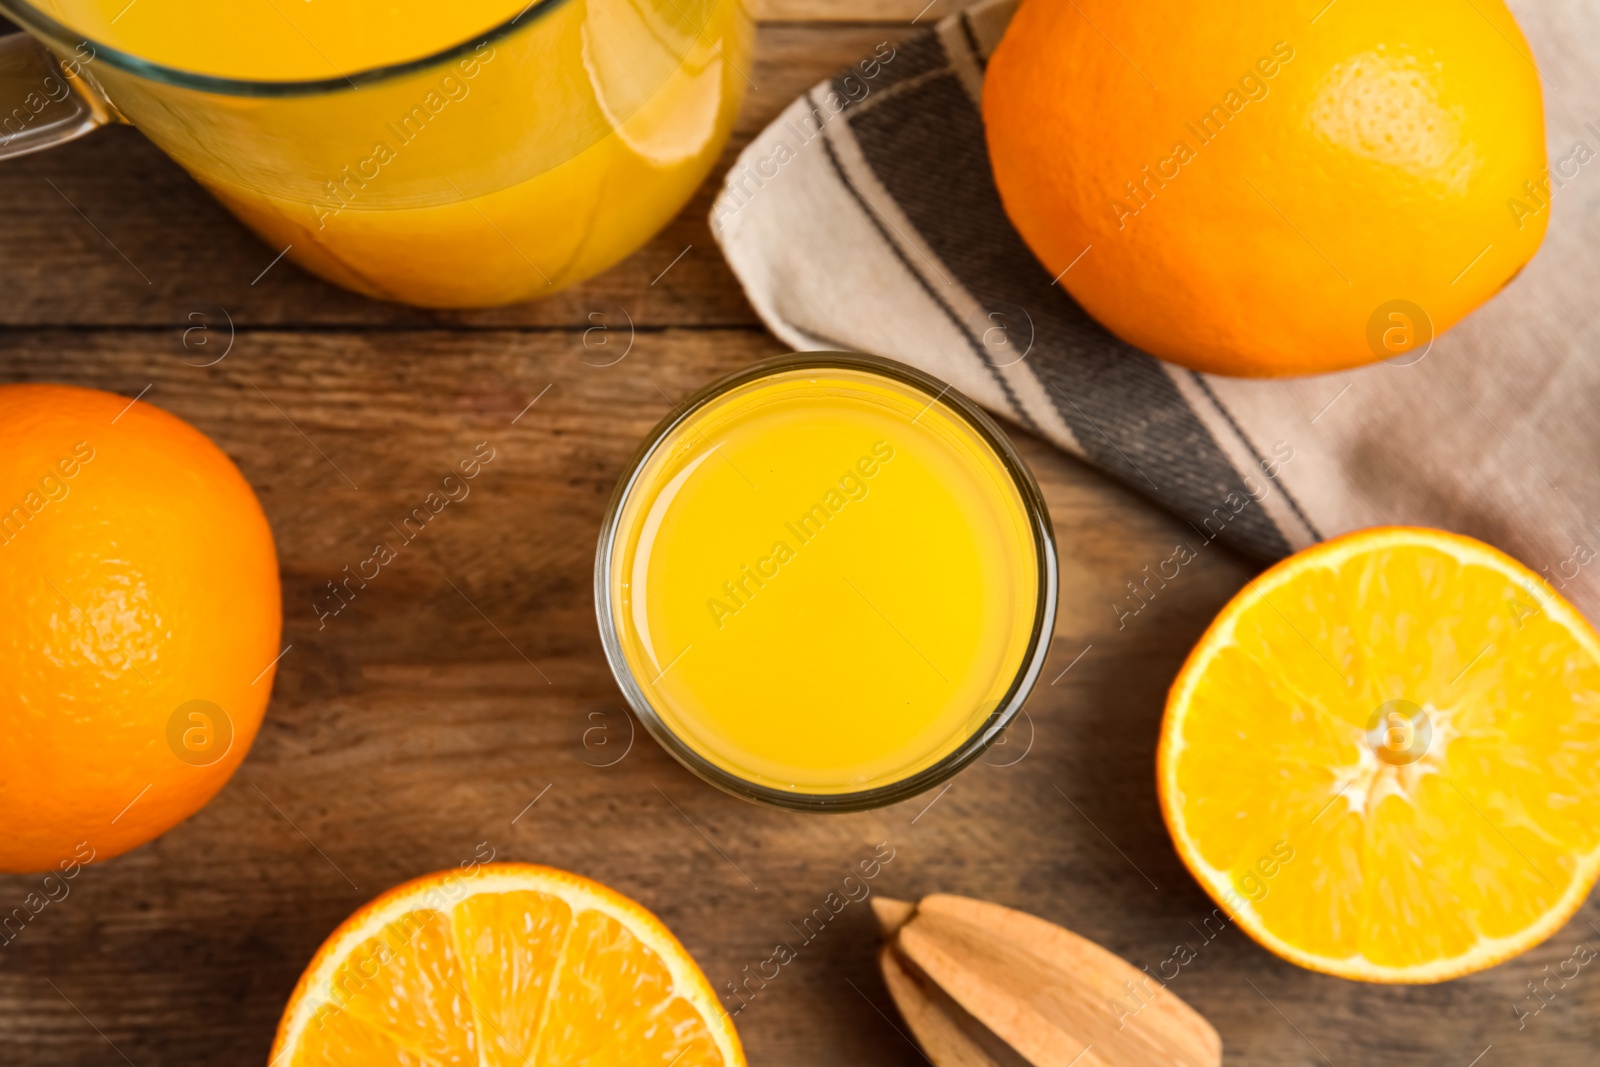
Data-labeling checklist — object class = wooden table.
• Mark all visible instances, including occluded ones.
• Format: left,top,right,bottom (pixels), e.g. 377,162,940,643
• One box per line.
1,2,1595,1063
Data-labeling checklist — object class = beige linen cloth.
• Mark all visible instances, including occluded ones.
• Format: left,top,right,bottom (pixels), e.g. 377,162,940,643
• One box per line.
710,0,1600,618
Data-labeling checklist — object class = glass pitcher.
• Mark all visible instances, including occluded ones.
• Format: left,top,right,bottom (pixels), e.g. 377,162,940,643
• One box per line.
0,0,751,306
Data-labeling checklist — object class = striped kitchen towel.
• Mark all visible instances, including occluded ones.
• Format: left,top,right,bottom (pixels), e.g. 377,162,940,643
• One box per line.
710,0,1600,616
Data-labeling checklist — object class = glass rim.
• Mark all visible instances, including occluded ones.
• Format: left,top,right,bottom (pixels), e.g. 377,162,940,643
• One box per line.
592,351,1060,813
0,0,568,97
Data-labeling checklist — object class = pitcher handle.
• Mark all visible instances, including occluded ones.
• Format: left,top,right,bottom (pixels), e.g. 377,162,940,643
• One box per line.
0,33,114,161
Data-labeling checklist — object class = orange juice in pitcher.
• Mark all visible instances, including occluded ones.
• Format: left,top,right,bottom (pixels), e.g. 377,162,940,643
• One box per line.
1,0,750,304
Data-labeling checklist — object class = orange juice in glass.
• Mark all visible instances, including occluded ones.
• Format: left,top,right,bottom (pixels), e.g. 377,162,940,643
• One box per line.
596,354,1060,810
0,0,751,305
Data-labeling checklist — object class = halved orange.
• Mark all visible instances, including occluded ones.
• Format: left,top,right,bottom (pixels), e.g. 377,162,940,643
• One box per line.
270,863,743,1065
1159,527,1600,983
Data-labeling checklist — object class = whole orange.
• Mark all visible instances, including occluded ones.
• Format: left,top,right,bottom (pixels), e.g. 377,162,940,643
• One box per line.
984,0,1548,376
0,384,280,873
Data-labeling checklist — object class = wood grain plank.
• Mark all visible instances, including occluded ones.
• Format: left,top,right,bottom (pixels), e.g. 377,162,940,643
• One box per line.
0,331,1591,1065
752,0,965,21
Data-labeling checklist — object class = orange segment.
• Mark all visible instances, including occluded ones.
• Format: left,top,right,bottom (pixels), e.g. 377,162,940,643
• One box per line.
1159,527,1600,982
451,889,573,1066
334,910,479,1063
272,864,742,1066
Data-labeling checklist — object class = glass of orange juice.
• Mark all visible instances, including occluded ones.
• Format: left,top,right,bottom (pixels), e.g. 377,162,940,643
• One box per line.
597,353,1059,810
0,0,750,305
